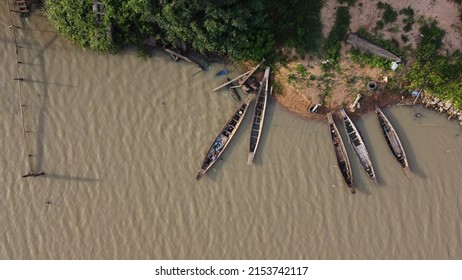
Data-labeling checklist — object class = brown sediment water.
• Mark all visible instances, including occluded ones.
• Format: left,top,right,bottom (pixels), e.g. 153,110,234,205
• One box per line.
1,4,462,259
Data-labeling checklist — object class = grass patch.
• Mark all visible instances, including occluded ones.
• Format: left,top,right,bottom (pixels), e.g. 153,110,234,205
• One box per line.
350,48,390,70
295,64,308,77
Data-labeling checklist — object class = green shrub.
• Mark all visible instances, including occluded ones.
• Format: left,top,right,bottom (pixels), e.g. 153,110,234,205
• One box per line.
375,20,385,30
419,20,446,52
263,0,323,53
383,6,398,23
404,20,462,109
401,34,409,43
295,64,308,77
403,20,414,32
350,48,390,70
400,6,414,17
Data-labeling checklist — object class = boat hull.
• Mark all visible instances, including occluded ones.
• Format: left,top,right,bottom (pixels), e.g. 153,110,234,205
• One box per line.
196,95,253,180
248,67,270,165
339,107,377,183
327,113,355,194
375,106,411,177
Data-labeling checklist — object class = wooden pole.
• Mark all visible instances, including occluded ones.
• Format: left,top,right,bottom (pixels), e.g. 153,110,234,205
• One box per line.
212,58,265,92
8,0,43,177
212,72,249,92
164,48,205,69
239,58,265,85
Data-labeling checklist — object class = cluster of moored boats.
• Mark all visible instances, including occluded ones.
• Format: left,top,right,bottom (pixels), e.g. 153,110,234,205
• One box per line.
196,64,410,189
196,67,271,180
328,107,411,194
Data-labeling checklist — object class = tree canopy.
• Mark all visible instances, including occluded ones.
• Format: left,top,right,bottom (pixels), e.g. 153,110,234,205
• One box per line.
44,0,325,60
157,0,273,60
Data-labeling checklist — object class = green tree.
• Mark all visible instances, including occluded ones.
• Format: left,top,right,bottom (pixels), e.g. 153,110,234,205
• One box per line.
45,0,158,52
157,0,273,60
263,0,323,53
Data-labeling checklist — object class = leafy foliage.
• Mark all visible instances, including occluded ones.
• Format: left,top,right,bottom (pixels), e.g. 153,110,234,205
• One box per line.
400,6,415,33
263,0,323,53
44,0,114,52
157,0,273,60
350,48,390,70
404,21,462,108
377,1,397,23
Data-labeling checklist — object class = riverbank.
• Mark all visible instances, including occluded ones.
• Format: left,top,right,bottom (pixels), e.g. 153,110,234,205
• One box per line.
270,0,462,121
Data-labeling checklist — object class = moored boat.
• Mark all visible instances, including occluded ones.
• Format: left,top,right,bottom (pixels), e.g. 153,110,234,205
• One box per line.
375,106,412,177
327,113,355,194
339,107,377,183
247,67,270,165
196,94,253,180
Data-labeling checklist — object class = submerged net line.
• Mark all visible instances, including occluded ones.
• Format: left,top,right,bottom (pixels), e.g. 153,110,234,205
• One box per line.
7,0,44,177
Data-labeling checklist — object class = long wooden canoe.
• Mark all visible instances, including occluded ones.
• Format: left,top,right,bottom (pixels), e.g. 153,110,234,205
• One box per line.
339,107,377,183
196,94,253,180
247,67,270,165
327,113,355,194
375,106,412,177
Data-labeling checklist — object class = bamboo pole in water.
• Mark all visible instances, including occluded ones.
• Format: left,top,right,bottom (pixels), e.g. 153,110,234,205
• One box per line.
7,1,44,177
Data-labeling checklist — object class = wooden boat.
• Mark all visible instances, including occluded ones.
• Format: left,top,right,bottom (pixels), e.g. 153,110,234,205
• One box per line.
339,107,377,183
375,106,412,177
196,94,253,180
327,113,355,194
247,67,270,165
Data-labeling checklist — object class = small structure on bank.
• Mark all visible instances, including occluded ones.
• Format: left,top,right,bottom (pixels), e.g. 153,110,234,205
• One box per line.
92,1,105,24
347,34,401,62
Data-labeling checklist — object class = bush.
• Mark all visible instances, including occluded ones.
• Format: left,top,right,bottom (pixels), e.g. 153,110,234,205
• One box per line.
400,6,414,17
295,64,308,77
264,0,323,53
350,48,390,70
375,20,385,30
383,6,398,23
419,20,446,53
404,20,462,109
401,34,409,43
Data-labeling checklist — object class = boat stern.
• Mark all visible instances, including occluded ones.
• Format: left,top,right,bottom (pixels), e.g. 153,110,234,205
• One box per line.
195,170,205,180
